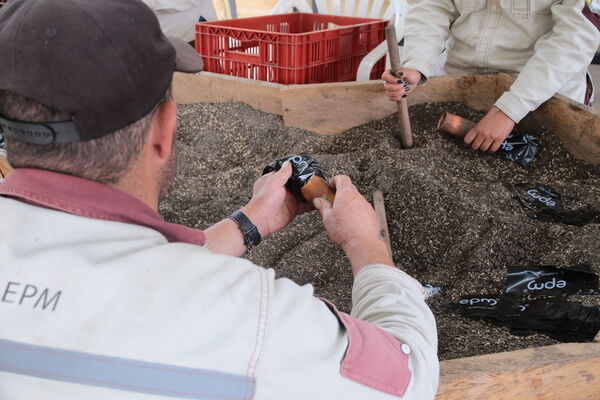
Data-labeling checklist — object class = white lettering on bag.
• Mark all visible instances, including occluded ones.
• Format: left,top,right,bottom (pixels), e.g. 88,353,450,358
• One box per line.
526,277,567,291
501,142,514,151
518,304,528,312
289,155,309,174
526,189,556,207
459,298,498,306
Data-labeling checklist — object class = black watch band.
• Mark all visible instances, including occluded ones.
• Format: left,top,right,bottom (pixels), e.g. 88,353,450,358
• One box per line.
229,210,262,247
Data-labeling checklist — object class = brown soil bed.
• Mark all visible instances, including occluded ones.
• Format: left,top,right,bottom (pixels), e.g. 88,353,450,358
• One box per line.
160,101,600,360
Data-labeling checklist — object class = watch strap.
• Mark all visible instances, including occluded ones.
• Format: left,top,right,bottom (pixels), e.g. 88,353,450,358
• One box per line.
229,210,261,247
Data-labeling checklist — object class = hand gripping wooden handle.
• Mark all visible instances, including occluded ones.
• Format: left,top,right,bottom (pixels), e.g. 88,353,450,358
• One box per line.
300,176,336,204
385,25,413,149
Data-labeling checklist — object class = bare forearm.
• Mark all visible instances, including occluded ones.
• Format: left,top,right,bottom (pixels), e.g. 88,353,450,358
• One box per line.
342,238,394,275
203,205,271,257
203,218,248,257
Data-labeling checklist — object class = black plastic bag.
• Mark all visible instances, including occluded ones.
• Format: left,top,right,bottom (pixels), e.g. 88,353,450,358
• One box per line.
513,184,600,226
506,263,599,296
500,296,600,342
499,132,542,169
0,133,4,149
455,294,600,342
263,155,326,196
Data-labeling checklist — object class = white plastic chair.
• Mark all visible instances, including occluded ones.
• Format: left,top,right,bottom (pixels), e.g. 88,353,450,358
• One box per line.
142,0,221,42
271,0,407,81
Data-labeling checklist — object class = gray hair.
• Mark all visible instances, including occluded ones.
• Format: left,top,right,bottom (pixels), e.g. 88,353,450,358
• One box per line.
0,88,171,184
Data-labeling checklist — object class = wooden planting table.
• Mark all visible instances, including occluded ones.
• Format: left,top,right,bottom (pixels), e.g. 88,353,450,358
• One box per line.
174,71,600,399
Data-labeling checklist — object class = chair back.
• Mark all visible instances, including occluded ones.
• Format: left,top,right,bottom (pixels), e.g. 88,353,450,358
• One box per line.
271,0,406,37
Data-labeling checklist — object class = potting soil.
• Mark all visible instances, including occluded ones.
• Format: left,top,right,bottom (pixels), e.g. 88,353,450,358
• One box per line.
160,101,600,360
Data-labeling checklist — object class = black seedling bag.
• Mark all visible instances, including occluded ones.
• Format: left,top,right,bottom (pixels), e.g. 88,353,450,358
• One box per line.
263,155,326,196
506,264,599,296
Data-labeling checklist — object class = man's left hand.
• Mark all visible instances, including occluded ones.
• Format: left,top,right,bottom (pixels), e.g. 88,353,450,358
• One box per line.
464,107,515,152
242,161,312,237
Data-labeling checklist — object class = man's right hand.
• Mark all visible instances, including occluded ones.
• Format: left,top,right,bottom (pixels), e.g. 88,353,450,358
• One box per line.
382,68,422,102
313,175,393,274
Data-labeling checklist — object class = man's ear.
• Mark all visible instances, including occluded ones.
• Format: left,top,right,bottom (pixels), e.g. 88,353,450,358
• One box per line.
149,99,177,160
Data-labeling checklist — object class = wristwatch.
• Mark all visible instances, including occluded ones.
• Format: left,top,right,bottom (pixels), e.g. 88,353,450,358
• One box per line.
229,210,262,248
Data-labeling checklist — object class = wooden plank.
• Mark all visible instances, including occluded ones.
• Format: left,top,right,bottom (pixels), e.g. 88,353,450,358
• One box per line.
436,343,600,400
280,74,500,135
532,95,600,165
409,74,499,112
372,190,393,260
280,80,395,134
172,72,284,116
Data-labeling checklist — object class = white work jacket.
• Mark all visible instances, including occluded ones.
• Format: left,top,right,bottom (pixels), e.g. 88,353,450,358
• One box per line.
403,0,600,123
0,168,439,399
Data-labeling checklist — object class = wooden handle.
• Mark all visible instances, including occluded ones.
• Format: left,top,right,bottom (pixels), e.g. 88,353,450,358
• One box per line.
385,25,413,149
373,190,393,260
0,150,11,179
300,176,335,204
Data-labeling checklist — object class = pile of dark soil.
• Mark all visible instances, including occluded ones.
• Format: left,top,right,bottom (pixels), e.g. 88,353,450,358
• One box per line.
160,101,600,360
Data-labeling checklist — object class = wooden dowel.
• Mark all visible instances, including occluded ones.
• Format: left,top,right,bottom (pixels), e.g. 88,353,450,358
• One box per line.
373,190,393,260
0,150,11,179
385,25,413,149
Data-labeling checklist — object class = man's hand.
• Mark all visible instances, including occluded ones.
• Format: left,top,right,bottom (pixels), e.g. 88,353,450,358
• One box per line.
313,175,393,274
382,68,422,102
242,162,311,237
464,107,515,152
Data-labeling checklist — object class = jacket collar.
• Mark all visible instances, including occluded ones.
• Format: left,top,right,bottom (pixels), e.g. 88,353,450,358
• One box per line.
0,168,205,246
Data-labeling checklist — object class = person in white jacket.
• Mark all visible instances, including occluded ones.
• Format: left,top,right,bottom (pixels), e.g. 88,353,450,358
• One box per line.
0,0,439,399
383,0,600,153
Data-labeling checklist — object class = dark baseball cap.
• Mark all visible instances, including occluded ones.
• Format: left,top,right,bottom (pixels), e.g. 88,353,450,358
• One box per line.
0,0,203,144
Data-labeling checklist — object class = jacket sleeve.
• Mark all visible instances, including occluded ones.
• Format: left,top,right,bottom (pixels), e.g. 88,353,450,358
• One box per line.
495,0,600,123
402,0,459,78
351,265,437,355
255,265,438,400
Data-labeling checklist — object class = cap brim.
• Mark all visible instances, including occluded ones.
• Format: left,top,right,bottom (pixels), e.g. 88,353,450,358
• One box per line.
168,36,204,73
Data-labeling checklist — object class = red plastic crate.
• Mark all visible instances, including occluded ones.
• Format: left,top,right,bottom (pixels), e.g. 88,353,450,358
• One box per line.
195,13,387,85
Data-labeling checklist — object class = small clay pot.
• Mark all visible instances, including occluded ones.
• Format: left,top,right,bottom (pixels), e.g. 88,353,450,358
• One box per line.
437,112,476,138
300,175,336,203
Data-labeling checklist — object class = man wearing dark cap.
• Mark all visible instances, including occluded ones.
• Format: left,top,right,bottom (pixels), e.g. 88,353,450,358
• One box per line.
0,1,439,399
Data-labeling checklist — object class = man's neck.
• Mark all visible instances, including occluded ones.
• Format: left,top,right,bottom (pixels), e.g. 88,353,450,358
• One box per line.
110,169,160,212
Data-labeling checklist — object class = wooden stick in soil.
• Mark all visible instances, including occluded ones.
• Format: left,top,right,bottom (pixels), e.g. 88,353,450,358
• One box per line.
385,25,413,149
373,190,393,261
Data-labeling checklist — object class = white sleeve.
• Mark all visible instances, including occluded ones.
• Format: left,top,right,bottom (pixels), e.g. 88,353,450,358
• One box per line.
255,266,439,400
495,0,600,122
402,0,459,78
352,264,439,398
